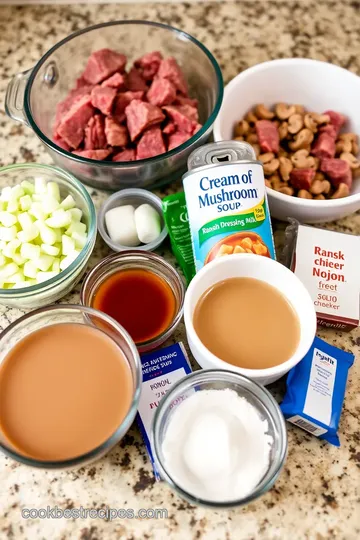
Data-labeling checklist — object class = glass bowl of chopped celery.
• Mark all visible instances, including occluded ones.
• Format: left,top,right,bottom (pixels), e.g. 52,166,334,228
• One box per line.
0,163,96,308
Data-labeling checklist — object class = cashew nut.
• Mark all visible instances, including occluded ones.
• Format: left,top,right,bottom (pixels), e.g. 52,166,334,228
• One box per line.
234,120,250,137
331,183,349,199
338,132,358,143
255,104,274,120
352,141,359,155
310,179,331,195
314,171,325,182
297,190,312,199
245,110,258,125
279,156,293,181
275,103,296,120
352,167,360,178
336,139,352,154
313,113,330,124
259,152,275,164
278,186,294,196
304,113,318,132
289,128,314,151
314,194,326,200
234,136,244,141
288,114,304,134
263,159,280,176
294,104,305,115
246,133,258,144
265,179,272,188
278,122,289,140
340,152,360,169
291,148,316,169
269,173,282,189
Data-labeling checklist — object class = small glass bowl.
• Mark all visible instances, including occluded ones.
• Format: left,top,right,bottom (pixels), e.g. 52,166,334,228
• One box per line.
98,188,168,252
152,369,288,508
0,304,142,469
80,250,185,353
0,163,96,309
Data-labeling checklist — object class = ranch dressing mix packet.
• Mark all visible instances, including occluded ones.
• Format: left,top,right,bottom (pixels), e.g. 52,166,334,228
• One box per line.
182,141,276,272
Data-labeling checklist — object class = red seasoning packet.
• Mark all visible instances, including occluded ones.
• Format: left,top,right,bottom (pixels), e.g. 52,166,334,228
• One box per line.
283,220,360,331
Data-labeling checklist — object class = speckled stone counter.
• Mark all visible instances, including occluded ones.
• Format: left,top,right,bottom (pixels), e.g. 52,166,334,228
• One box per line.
0,2,359,539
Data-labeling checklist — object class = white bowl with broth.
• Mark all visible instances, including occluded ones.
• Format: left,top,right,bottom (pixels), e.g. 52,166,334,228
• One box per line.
213,58,360,223
184,254,316,385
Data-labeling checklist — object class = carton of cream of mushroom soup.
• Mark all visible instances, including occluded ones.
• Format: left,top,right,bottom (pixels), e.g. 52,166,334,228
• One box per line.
182,141,276,271
283,220,360,331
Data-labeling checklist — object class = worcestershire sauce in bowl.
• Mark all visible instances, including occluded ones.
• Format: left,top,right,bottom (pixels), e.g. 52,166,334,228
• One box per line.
93,269,176,345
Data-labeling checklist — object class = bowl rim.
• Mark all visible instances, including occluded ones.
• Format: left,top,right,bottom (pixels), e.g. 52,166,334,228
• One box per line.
151,368,288,508
0,163,96,296
80,249,185,349
213,57,360,206
0,303,142,468
24,20,224,166
97,188,168,252
183,253,317,379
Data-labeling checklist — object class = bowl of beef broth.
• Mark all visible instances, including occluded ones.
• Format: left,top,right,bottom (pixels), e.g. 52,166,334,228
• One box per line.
0,305,141,468
184,254,316,385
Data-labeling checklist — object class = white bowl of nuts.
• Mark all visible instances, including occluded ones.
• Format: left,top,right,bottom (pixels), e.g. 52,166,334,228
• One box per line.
213,58,360,223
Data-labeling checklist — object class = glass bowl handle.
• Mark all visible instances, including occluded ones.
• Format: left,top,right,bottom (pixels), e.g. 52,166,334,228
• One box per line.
5,68,32,125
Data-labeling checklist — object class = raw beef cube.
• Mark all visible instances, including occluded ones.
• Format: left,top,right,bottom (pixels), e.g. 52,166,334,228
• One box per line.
101,72,126,90
147,78,176,107
290,168,316,190
54,85,93,130
163,122,176,135
82,49,127,85
53,134,71,152
113,91,145,123
91,86,117,116
73,149,112,160
318,124,337,139
174,95,199,108
112,148,136,162
105,117,129,147
84,115,107,150
125,100,165,141
135,51,163,80
75,76,89,89
320,158,352,187
163,105,198,133
127,67,148,92
256,120,280,153
168,131,192,151
323,110,346,135
157,57,188,95
136,127,166,160
311,133,336,159
57,95,94,149
192,123,202,134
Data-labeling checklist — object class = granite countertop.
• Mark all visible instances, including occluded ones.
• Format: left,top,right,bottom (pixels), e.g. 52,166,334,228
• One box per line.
0,2,360,539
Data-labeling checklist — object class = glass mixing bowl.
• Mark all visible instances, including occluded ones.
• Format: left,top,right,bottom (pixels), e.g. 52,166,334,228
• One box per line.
5,21,223,191
152,369,288,508
0,164,96,309
0,304,141,469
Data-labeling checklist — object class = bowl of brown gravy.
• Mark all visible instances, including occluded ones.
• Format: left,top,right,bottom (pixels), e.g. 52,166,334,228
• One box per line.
184,254,317,385
0,305,141,468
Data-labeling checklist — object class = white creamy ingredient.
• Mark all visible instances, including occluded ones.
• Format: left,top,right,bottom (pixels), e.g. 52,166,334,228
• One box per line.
134,204,161,244
162,389,273,502
105,205,140,247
